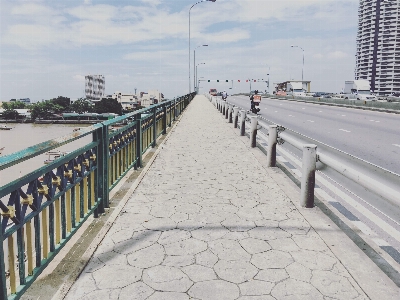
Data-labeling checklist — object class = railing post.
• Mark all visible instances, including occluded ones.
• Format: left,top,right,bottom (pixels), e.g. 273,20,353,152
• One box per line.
136,113,143,168
222,102,226,115
233,107,239,128
162,103,167,134
173,99,176,121
0,222,6,300
225,103,229,119
267,125,278,167
250,116,258,147
152,107,157,148
300,144,317,208
93,125,106,212
228,105,233,123
240,110,246,136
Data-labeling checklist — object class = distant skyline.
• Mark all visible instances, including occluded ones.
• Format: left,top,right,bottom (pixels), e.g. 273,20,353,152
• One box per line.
1,0,359,101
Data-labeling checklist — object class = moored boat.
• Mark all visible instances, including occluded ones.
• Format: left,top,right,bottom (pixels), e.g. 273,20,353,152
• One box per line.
0,125,12,130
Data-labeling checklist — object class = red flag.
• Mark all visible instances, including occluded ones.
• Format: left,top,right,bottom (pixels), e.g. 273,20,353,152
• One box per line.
246,80,248,82
254,80,256,82
238,80,240,82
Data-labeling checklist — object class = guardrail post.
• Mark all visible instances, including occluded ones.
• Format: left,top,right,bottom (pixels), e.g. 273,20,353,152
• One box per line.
240,110,246,136
228,105,233,123
173,99,176,121
162,103,167,134
225,103,229,119
93,125,106,212
267,125,278,167
136,113,143,168
233,107,239,128
250,117,258,147
0,224,6,300
300,144,317,208
152,107,157,147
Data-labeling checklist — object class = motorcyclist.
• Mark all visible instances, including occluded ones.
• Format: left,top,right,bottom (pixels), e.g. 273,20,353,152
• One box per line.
250,90,258,113
222,90,228,100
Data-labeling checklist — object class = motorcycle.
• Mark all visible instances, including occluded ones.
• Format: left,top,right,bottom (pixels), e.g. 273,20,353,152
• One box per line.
250,93,261,114
250,101,260,114
222,94,227,101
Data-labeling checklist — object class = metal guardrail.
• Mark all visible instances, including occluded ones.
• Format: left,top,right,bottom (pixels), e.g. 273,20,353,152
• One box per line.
208,95,400,210
0,92,195,300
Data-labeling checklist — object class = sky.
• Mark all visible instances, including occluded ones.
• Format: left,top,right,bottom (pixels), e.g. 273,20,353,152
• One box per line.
0,0,360,101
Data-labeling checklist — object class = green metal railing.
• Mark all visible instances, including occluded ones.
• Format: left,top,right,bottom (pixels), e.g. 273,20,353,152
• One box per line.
0,93,195,299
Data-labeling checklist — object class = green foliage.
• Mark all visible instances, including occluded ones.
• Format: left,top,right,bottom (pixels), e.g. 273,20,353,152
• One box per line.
70,98,94,114
95,98,122,115
1,109,19,119
30,101,62,120
51,96,71,109
2,101,26,109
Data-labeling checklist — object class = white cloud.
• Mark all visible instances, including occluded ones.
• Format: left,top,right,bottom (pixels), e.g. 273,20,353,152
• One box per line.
0,0,360,99
327,50,348,59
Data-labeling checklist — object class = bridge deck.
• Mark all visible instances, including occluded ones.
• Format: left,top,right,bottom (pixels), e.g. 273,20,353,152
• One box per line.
64,95,398,300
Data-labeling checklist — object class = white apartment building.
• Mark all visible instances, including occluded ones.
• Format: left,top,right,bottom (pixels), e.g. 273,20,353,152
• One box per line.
355,0,400,95
85,75,105,101
107,92,139,110
140,90,163,107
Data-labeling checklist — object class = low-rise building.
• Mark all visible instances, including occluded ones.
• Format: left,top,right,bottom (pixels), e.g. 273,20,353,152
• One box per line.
105,92,139,111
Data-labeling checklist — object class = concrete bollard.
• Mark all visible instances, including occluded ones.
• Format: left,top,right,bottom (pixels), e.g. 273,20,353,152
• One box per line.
300,144,317,208
267,125,278,167
240,110,246,136
233,107,239,128
228,105,233,123
250,116,258,147
225,103,229,119
222,102,226,115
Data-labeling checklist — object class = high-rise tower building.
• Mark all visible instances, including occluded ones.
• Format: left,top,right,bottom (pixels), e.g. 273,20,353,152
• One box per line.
85,75,105,101
355,0,400,95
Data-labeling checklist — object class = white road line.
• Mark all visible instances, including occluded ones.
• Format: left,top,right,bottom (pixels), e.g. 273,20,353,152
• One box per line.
316,174,400,244
341,115,346,117
319,111,322,112
302,108,305,110
339,129,351,133
307,120,314,123
289,115,293,117
274,111,278,113
393,144,400,148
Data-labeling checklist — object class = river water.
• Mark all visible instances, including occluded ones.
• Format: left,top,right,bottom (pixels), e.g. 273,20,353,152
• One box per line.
0,123,91,187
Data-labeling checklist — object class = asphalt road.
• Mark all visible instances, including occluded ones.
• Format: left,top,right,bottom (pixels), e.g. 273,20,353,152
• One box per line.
228,95,400,175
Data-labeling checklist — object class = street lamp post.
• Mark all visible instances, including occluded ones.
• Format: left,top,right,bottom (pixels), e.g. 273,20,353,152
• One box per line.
291,45,305,82
189,0,216,93
194,45,208,91
196,63,206,92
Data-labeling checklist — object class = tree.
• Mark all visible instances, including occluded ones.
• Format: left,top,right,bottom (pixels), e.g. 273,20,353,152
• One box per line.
30,101,62,120
70,98,94,114
2,101,26,110
95,98,122,115
0,109,19,120
51,96,71,109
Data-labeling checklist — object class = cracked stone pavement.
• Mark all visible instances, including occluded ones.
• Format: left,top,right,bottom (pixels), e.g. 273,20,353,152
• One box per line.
65,95,371,300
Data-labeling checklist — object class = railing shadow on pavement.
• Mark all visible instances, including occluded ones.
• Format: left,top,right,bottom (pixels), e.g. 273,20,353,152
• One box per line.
0,92,196,300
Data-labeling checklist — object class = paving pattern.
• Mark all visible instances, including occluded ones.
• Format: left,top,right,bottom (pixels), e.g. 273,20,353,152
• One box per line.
65,95,368,300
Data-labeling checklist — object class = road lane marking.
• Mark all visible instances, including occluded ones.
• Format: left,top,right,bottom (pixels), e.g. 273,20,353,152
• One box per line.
319,111,322,112
307,120,314,122
370,120,380,123
289,115,293,117
341,115,346,117
339,129,351,133
302,108,305,110
393,144,400,148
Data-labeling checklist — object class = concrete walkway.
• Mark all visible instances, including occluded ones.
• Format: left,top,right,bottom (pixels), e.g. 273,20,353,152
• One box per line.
64,95,399,300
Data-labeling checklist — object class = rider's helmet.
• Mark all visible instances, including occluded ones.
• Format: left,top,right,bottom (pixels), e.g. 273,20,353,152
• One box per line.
255,90,258,94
